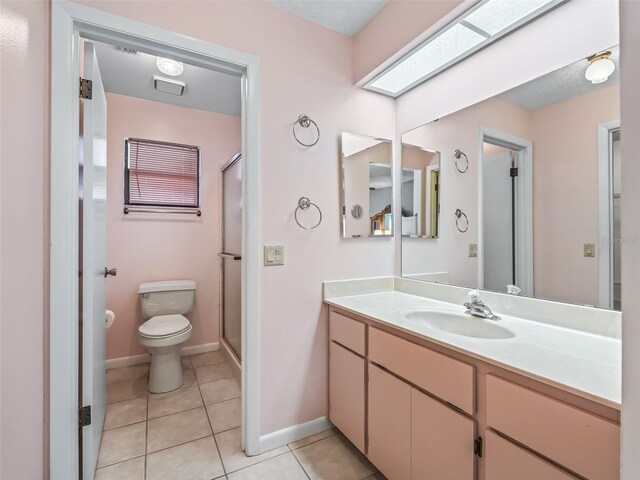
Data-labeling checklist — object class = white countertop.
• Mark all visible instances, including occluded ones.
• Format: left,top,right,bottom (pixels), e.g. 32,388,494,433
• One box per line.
326,291,621,409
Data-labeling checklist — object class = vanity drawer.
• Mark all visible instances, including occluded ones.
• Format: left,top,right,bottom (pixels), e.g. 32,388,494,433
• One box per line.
485,430,578,480
368,327,474,414
329,310,366,356
486,375,620,480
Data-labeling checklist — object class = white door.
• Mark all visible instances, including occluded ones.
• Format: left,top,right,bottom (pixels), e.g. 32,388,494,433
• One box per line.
81,41,108,480
483,151,514,293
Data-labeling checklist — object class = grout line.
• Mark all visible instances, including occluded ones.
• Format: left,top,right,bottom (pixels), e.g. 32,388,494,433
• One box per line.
195,355,228,476
290,448,312,480
146,433,213,457
95,453,146,471
144,373,149,479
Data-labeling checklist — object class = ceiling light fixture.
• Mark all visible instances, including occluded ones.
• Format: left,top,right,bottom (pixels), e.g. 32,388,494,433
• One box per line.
366,0,565,97
585,51,615,84
156,57,184,77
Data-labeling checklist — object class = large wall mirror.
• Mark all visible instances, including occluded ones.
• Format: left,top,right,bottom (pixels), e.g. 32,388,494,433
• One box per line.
341,132,393,238
402,46,621,311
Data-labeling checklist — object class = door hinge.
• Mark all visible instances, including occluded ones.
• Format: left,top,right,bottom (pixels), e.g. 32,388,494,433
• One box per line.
510,167,519,178
474,436,483,458
79,405,92,427
79,77,93,99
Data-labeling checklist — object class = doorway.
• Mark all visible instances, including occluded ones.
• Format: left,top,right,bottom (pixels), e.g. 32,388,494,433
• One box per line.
598,120,622,310
50,3,261,479
478,127,533,297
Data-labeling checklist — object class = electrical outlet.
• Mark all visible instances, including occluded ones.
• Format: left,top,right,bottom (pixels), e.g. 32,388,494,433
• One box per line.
469,243,477,257
264,245,284,266
584,243,595,257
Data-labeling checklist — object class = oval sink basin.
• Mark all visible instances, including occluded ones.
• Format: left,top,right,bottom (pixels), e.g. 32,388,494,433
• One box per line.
404,309,515,340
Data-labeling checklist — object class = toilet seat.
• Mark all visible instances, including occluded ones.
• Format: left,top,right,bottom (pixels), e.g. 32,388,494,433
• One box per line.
139,314,191,338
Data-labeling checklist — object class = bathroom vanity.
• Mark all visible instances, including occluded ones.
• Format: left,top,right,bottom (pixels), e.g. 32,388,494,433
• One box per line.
324,279,621,480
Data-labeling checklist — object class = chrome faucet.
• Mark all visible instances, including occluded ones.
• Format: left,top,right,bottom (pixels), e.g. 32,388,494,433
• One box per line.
464,290,500,320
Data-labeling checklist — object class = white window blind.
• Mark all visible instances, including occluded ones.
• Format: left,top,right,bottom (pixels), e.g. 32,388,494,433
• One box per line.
125,138,200,208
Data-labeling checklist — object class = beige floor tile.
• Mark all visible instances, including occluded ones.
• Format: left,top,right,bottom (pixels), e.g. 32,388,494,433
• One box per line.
95,456,145,480
216,427,288,473
206,397,241,433
293,434,376,480
199,378,241,405
106,364,149,385
106,377,148,404
183,368,197,386
146,436,224,480
288,428,337,450
195,362,234,384
227,452,307,480
148,385,203,419
104,397,147,430
97,422,146,468
191,350,226,367
147,407,211,453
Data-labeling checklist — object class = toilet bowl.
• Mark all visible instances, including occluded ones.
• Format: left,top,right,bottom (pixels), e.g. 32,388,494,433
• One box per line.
138,280,197,393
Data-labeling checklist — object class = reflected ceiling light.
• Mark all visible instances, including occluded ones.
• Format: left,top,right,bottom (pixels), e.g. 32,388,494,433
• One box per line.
156,57,184,77
366,0,564,97
585,52,615,84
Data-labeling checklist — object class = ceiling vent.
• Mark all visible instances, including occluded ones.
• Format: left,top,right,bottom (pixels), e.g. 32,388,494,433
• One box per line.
153,75,186,96
116,46,138,55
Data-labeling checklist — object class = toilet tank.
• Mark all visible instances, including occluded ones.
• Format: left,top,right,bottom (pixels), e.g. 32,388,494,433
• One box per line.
138,280,196,319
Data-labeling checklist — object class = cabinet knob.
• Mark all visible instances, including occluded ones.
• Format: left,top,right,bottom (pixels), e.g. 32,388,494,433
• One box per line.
104,267,117,278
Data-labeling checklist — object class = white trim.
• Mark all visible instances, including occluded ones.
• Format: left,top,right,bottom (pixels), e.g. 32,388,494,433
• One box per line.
478,126,534,296
105,342,220,369
259,417,334,453
50,3,262,478
598,119,621,309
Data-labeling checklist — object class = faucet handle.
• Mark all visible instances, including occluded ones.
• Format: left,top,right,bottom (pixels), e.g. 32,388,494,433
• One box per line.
467,289,481,303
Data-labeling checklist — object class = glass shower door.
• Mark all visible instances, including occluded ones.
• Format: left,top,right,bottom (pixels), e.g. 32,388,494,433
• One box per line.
221,154,242,361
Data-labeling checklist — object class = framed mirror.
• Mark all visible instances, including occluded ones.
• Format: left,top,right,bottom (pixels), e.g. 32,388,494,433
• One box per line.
401,144,441,238
401,46,621,310
341,132,393,238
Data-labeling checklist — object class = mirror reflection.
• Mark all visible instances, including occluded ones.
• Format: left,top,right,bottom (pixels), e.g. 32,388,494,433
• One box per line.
341,132,393,238
401,144,441,238
401,46,621,310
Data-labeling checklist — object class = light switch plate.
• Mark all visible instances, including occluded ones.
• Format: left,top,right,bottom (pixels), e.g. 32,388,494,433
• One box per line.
264,245,284,266
584,243,595,257
469,244,477,257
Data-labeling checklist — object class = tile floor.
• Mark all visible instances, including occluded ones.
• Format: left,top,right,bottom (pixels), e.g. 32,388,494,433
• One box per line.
97,351,385,480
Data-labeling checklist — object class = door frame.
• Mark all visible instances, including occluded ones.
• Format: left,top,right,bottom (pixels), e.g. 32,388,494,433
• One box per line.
50,3,262,478
598,119,621,309
477,126,534,296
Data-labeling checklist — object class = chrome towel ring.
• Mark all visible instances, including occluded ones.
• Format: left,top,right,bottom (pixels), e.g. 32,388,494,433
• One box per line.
293,114,320,147
455,208,469,233
454,149,469,173
295,196,322,230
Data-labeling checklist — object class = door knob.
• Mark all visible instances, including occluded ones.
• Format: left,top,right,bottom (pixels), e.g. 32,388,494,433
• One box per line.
104,267,117,277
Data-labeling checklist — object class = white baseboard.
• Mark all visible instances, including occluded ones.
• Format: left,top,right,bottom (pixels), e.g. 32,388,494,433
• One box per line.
105,342,220,369
259,417,334,453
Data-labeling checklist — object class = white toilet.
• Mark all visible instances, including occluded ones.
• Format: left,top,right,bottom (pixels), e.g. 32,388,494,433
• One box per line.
138,280,196,393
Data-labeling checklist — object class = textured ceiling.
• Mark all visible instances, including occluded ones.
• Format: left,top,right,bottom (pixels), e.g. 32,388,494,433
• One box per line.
94,42,241,116
265,0,388,36
501,45,620,111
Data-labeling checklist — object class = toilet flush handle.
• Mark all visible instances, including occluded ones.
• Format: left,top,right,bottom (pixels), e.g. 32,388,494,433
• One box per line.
104,267,117,278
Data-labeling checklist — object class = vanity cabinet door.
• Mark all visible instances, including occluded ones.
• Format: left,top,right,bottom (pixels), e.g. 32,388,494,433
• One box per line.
411,388,476,480
328,342,366,453
485,431,578,480
368,364,411,480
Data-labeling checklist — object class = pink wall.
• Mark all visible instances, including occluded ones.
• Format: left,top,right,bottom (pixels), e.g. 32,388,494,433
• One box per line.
104,93,240,360
531,85,620,305
352,0,463,84
72,0,397,436
0,1,49,478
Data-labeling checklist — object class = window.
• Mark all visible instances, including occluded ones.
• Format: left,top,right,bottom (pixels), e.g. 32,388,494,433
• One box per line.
125,138,200,208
